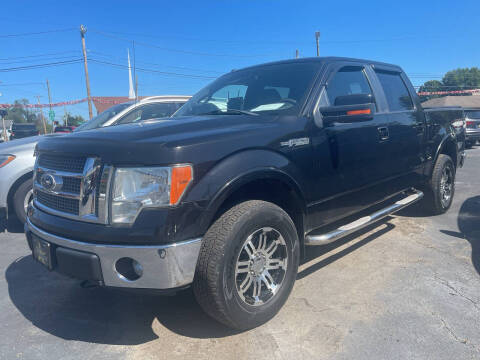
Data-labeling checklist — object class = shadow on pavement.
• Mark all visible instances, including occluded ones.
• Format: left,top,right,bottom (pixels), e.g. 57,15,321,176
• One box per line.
6,218,396,344
298,220,395,280
6,256,239,345
440,195,480,276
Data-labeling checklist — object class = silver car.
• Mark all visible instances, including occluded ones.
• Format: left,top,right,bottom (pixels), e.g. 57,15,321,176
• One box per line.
465,109,480,148
0,95,190,227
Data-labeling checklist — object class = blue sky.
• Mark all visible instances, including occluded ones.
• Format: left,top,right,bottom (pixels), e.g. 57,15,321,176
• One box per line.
0,0,479,122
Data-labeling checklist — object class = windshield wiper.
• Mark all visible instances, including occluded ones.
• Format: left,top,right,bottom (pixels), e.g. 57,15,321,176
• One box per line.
199,109,259,116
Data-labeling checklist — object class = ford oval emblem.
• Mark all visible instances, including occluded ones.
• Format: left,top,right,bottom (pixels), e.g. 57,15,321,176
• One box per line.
40,173,56,191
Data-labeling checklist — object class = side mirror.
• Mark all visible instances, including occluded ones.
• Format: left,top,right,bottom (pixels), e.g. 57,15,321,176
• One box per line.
334,93,374,106
320,102,375,125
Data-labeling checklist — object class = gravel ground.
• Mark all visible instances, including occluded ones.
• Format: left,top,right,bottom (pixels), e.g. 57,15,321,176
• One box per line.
0,147,479,360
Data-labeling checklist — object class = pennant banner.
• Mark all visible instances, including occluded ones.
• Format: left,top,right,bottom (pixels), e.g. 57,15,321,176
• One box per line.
417,89,480,96
0,97,132,109
1,89,479,108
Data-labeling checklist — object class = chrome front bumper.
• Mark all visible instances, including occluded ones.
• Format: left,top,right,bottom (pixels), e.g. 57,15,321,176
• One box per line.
25,218,202,289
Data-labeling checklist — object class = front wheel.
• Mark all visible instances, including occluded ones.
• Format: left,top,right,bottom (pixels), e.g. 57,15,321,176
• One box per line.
422,154,455,215
193,200,299,330
13,178,33,223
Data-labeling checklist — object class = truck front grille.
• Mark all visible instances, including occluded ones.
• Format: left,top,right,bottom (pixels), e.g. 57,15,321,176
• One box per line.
36,191,80,215
61,177,82,194
38,154,86,173
33,154,111,224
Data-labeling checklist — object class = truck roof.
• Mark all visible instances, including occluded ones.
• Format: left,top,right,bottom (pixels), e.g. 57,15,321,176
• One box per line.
234,56,403,73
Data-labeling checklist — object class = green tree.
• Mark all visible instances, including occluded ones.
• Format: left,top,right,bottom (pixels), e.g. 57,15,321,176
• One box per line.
442,67,480,91
62,112,85,127
418,80,444,100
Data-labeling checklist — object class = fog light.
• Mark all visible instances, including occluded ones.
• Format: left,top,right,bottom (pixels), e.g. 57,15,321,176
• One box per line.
115,257,143,281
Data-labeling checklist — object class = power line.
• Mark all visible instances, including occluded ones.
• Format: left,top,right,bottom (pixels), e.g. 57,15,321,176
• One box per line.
90,29,279,58
0,55,84,65
89,50,224,74
0,28,76,38
0,50,80,61
89,58,216,79
0,59,83,72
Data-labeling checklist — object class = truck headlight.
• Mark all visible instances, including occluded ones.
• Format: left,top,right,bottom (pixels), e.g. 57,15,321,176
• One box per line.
111,165,193,224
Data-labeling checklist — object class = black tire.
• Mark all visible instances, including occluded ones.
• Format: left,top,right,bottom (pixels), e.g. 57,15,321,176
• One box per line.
193,200,300,330
13,178,33,223
422,154,455,215
465,141,473,149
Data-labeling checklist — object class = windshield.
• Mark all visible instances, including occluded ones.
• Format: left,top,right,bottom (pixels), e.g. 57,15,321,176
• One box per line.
74,103,131,131
173,62,320,117
466,110,480,119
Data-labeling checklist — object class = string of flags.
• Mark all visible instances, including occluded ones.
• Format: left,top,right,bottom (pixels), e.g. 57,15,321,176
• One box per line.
417,89,480,96
1,89,480,109
0,97,128,109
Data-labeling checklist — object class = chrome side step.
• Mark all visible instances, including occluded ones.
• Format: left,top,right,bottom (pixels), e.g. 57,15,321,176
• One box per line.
304,190,424,246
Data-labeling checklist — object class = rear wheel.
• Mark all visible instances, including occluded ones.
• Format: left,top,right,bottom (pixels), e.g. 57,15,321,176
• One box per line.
193,200,299,330
422,154,455,215
13,178,33,223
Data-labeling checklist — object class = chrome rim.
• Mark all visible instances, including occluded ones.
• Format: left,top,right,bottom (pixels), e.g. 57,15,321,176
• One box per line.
24,189,33,214
234,227,288,306
440,166,453,208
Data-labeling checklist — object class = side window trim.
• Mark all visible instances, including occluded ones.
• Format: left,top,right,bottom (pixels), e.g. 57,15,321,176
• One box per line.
373,69,415,113
324,62,376,107
116,105,144,125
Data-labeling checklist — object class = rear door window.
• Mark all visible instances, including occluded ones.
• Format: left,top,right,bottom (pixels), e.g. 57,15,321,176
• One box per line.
375,71,413,111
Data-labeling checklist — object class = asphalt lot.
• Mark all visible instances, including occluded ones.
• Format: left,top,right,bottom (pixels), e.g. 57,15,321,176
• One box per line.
0,147,479,360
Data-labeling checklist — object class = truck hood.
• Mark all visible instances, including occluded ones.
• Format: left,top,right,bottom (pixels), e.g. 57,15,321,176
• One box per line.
35,115,287,165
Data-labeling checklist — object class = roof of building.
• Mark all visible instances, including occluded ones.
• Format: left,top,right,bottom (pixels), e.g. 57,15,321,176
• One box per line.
92,96,147,114
421,95,480,109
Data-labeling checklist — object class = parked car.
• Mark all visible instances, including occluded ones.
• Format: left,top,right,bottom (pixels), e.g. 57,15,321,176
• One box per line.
74,95,191,131
25,57,464,330
465,109,480,148
53,126,76,133
0,95,190,227
10,123,39,140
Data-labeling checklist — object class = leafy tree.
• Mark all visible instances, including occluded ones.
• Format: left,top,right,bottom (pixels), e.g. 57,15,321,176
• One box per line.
62,112,85,127
418,80,444,100
419,67,480,99
5,99,38,123
442,67,480,90
418,80,443,93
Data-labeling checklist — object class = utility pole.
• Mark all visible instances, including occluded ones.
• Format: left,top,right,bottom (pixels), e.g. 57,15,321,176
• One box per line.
295,49,299,59
64,105,68,126
35,95,47,134
80,24,93,120
315,31,320,57
46,79,53,133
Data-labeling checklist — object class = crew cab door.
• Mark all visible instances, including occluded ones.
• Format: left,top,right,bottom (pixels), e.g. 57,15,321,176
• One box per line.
372,67,426,188
307,62,394,229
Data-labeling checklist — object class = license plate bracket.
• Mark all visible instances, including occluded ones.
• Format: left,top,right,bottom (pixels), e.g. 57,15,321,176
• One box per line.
32,235,54,270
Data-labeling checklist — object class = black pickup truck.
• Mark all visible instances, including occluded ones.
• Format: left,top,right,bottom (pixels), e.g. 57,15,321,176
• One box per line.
26,57,465,330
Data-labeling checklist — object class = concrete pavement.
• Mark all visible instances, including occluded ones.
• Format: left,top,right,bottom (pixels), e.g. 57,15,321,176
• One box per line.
0,147,479,360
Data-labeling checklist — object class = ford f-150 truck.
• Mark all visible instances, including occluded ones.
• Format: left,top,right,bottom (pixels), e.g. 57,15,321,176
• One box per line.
25,57,465,330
